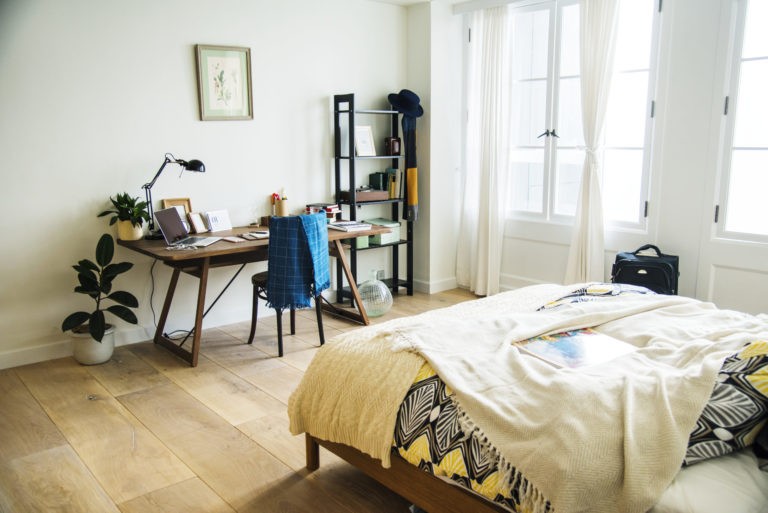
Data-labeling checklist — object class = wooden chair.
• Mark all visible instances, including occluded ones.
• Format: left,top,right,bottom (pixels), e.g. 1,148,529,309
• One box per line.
246,215,328,357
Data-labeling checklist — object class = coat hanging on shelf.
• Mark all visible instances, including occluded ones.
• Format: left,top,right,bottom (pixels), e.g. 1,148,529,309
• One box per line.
388,89,424,222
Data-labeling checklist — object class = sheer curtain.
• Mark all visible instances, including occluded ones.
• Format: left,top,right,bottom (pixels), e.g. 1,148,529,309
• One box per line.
564,0,620,283
456,7,510,296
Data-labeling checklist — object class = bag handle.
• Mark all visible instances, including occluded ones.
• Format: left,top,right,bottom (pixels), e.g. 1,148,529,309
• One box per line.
633,244,662,256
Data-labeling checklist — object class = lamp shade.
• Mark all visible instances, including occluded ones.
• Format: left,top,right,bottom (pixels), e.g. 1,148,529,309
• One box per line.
183,159,205,172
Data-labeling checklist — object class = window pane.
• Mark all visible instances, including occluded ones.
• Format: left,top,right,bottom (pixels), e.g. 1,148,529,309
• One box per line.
559,4,580,77
742,0,768,59
512,79,548,146
554,148,584,216
602,149,643,223
509,149,545,213
512,9,550,80
614,0,654,70
733,60,768,148
604,71,648,147
557,76,584,146
725,150,768,235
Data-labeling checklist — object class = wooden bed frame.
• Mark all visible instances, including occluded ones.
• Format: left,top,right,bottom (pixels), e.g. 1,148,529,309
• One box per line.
305,434,510,513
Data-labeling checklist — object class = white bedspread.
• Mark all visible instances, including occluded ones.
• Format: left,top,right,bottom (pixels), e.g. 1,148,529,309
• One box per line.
289,284,768,513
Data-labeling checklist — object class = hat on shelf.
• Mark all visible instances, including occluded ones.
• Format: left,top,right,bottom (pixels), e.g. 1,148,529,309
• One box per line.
388,89,424,118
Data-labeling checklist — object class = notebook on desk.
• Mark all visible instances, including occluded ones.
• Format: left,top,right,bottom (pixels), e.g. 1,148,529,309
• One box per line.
154,207,220,247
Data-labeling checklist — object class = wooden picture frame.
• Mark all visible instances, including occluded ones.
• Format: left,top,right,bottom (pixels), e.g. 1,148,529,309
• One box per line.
195,44,253,121
162,197,192,214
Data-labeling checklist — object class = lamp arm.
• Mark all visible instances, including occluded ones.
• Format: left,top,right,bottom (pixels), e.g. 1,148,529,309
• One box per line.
142,154,175,232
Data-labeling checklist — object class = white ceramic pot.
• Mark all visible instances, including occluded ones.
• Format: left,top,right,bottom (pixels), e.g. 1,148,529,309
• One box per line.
117,220,143,241
71,325,115,365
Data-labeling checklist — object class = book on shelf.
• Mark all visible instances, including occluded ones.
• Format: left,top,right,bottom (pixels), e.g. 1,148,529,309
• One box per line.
515,328,636,368
305,202,340,219
328,220,372,232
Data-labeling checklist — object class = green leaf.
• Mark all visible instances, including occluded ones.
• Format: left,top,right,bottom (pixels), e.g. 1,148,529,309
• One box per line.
62,311,90,332
107,290,138,307
77,272,99,291
89,311,106,341
107,305,138,325
95,234,114,267
102,262,133,278
100,278,113,295
76,259,99,273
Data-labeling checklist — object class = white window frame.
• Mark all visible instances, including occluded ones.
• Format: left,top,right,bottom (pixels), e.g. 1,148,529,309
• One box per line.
715,0,768,244
503,0,661,232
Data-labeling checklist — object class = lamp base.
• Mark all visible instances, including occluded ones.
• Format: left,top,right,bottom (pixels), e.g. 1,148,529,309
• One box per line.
144,231,164,240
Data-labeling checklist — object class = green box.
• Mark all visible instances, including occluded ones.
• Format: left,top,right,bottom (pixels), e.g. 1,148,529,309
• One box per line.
364,218,400,245
355,235,370,249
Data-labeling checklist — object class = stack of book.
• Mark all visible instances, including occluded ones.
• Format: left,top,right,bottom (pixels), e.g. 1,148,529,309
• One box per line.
328,220,372,232
305,203,341,220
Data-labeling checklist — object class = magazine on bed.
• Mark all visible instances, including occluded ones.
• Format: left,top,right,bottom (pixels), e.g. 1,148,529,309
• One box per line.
516,328,637,368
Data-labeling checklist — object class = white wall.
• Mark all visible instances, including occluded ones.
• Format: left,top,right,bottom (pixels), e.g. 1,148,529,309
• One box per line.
0,0,410,368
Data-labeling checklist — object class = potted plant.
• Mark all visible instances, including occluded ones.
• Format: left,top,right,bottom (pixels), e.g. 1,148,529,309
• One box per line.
98,192,150,240
61,233,139,364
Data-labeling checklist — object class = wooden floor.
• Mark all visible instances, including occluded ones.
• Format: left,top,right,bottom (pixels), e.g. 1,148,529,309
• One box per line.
0,289,475,513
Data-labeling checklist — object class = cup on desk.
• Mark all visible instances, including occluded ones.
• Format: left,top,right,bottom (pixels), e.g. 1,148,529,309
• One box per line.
276,199,288,217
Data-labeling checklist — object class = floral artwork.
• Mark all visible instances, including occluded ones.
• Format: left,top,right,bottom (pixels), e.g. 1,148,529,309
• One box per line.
196,45,252,120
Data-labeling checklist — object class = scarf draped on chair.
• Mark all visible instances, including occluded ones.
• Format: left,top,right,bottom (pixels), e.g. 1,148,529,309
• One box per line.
266,213,330,310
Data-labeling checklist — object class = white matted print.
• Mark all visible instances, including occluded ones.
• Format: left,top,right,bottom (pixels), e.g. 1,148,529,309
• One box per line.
196,45,252,121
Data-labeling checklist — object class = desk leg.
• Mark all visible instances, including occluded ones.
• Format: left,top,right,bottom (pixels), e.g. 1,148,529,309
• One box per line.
190,258,210,367
155,268,181,345
322,240,370,326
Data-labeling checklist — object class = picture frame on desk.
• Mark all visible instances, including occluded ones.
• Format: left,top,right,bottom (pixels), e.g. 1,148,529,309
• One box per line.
162,197,192,214
195,44,253,121
187,212,208,233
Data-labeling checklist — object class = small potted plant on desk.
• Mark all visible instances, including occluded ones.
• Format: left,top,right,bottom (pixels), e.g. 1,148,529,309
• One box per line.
98,192,150,241
61,233,139,365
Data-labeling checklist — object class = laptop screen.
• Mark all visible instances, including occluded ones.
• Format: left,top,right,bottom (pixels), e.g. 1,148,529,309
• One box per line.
154,207,189,245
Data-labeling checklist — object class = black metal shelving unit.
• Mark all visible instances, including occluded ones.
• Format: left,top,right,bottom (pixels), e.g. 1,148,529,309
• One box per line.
333,93,414,303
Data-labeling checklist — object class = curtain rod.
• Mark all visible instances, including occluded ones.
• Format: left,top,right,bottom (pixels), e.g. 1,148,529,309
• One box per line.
452,0,548,15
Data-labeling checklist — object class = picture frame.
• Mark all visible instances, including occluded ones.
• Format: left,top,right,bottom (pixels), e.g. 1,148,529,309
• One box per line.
195,44,253,121
162,197,192,214
187,212,209,233
354,125,376,157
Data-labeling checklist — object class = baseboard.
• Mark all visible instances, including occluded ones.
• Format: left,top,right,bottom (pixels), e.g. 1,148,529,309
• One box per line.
0,325,154,370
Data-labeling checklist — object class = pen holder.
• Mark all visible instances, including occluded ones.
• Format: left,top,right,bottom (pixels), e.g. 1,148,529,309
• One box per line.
276,199,288,217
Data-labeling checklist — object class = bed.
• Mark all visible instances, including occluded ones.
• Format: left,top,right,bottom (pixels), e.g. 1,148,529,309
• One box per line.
289,283,768,513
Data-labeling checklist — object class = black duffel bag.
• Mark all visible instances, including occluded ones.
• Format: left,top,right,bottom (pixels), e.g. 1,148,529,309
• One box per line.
611,244,679,295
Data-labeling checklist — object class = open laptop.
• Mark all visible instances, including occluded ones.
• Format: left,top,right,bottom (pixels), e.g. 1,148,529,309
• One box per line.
154,207,220,247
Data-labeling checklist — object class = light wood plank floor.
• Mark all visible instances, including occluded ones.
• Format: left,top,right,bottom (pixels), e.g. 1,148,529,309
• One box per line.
0,289,476,513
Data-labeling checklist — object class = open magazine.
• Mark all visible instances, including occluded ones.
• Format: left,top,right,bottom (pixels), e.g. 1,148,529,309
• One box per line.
516,328,636,368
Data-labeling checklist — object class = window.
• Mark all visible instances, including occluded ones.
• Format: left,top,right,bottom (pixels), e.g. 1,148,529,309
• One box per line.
718,0,768,239
506,0,659,227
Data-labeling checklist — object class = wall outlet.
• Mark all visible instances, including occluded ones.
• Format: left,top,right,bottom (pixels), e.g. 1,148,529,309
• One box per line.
376,269,385,280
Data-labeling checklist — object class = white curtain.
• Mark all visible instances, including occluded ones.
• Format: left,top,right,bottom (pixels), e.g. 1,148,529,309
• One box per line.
564,0,620,284
456,7,510,296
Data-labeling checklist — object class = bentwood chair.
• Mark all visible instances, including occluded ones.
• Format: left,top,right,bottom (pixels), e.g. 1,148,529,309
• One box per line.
246,214,330,357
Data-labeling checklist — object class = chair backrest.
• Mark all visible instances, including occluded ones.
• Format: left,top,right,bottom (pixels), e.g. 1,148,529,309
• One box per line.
266,214,330,310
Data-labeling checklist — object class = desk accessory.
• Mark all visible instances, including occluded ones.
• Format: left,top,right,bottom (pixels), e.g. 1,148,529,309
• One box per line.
142,153,205,239
97,192,150,241
187,212,208,233
205,209,233,232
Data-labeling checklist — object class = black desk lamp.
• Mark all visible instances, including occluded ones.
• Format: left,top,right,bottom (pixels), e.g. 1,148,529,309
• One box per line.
143,153,206,239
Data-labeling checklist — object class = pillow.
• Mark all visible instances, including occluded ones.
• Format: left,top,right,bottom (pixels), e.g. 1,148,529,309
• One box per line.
755,419,768,471
684,340,768,466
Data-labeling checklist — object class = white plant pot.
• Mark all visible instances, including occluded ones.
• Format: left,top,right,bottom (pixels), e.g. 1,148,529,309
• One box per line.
71,325,115,365
117,220,143,241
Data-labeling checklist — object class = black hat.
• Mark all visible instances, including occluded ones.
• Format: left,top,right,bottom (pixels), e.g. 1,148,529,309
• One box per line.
388,89,424,118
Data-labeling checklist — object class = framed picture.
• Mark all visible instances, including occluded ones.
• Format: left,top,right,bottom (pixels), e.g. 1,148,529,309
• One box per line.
187,212,209,233
355,125,376,157
162,197,192,214
195,44,253,121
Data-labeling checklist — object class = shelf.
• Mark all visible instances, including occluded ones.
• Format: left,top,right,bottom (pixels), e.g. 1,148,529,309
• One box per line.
337,278,411,299
337,239,410,251
339,198,404,206
337,155,404,160
335,109,399,115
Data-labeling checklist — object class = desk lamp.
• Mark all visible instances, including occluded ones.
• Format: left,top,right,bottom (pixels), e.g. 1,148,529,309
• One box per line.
143,153,205,239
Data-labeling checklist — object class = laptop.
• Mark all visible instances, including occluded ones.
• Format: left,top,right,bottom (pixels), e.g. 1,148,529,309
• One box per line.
154,207,220,247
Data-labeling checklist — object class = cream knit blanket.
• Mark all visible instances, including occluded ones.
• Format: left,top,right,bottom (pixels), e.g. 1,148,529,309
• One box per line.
288,284,768,513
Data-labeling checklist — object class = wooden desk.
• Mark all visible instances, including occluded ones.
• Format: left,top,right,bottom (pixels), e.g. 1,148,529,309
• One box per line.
118,225,390,366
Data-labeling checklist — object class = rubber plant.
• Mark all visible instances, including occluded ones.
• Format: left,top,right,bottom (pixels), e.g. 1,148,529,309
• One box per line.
61,233,139,341
98,192,150,227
